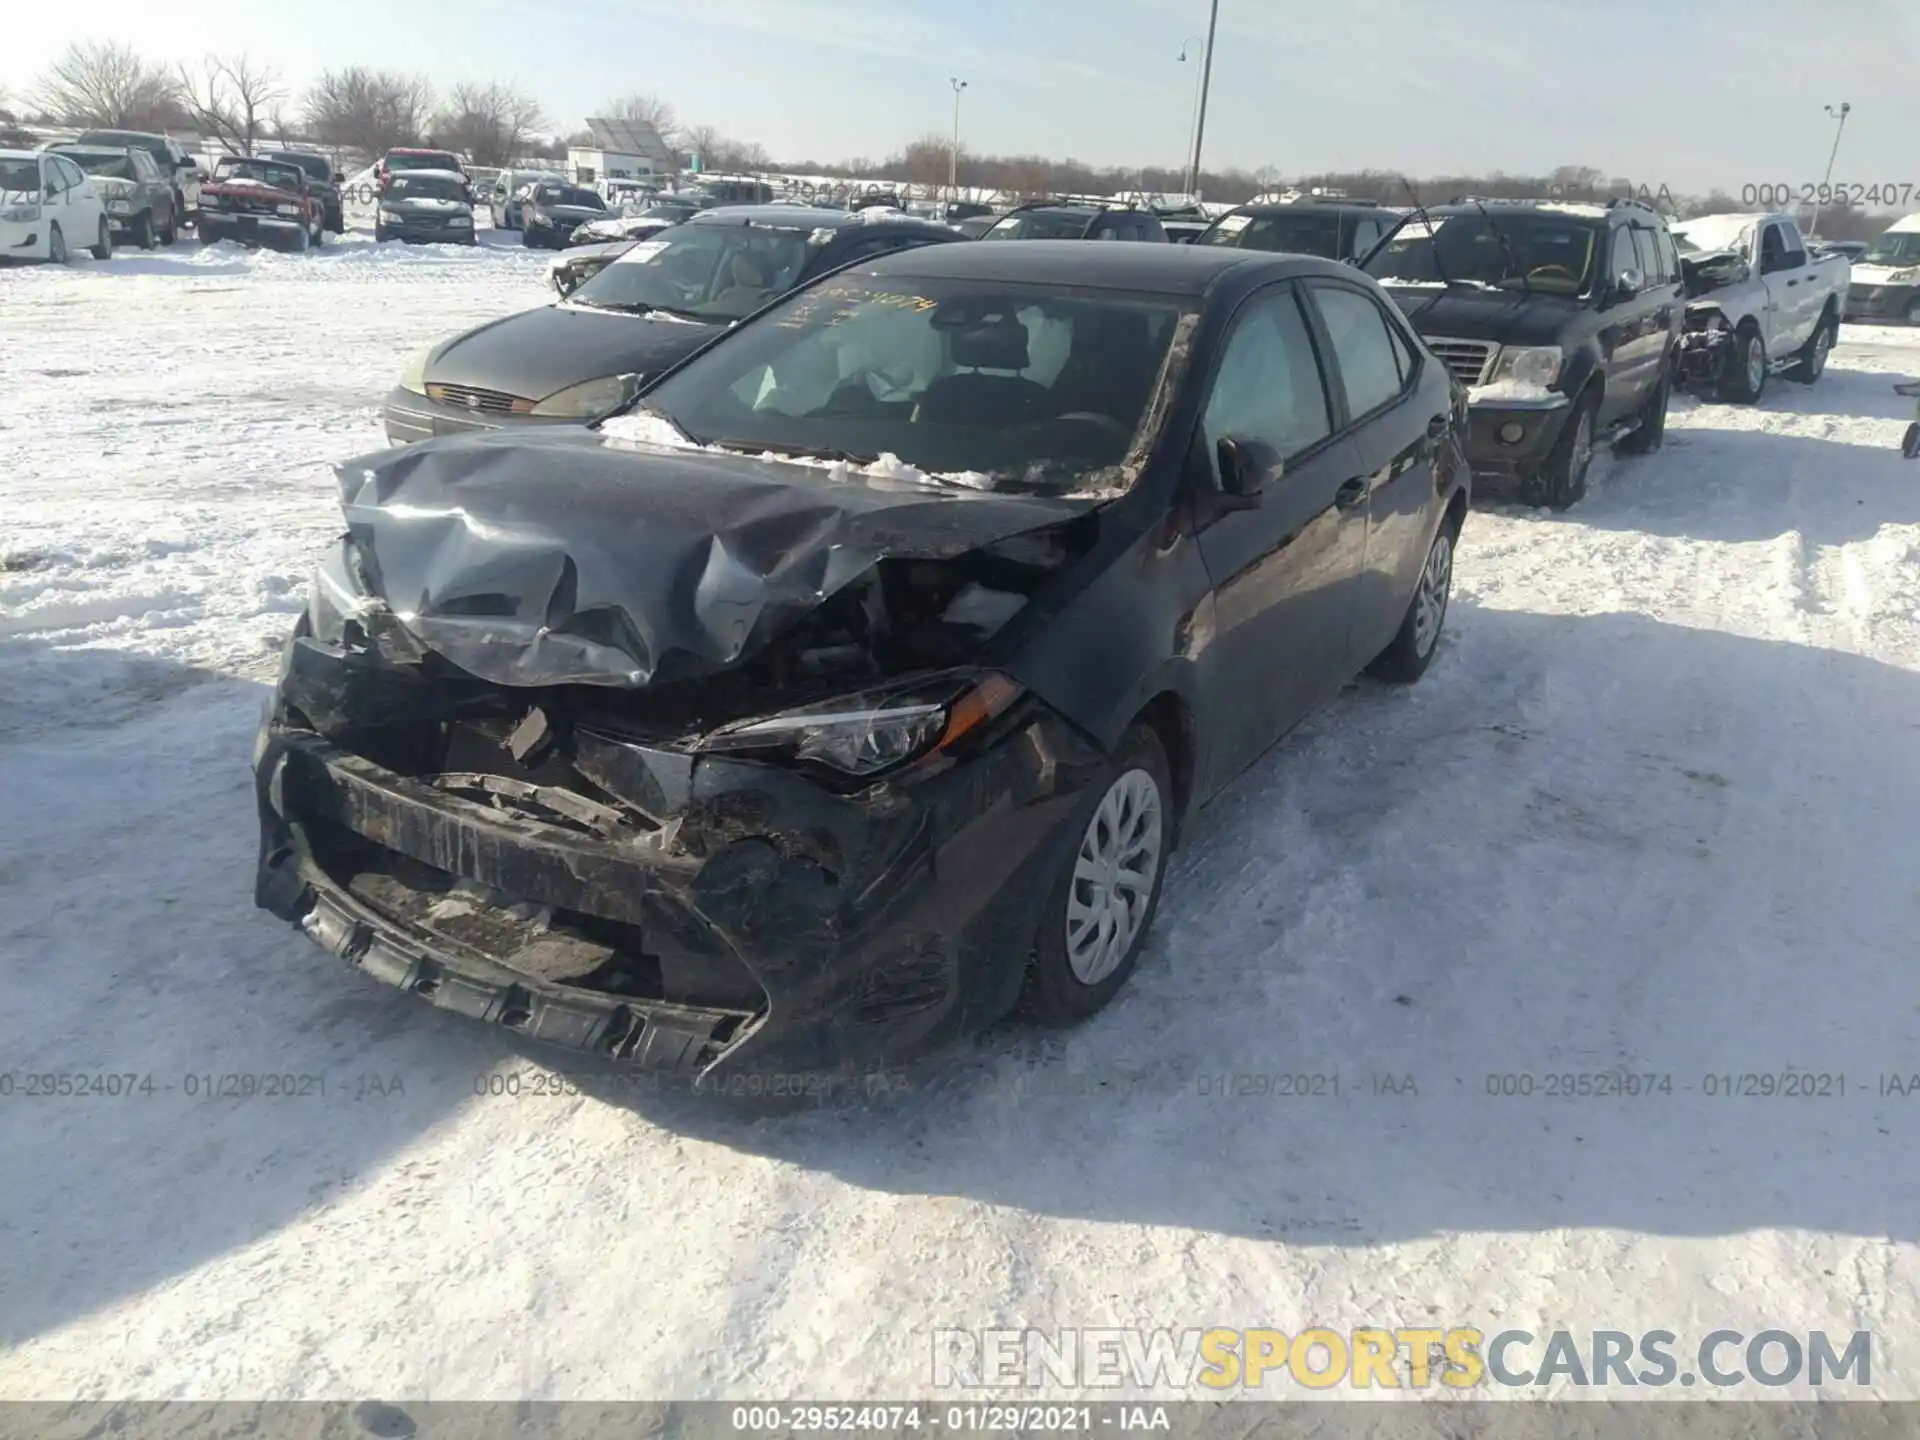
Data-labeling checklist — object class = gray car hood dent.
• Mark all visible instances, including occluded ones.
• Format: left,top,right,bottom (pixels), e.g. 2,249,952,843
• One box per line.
426,303,725,403
332,426,1092,689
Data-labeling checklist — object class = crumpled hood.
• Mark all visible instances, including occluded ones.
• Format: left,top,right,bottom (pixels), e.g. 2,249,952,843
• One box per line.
330,426,1092,688
385,196,471,216
1383,287,1586,347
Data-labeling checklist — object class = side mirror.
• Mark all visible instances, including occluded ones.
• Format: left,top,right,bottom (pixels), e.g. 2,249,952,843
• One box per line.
1612,268,1643,301
176,157,196,170
333,170,346,184
1215,434,1275,506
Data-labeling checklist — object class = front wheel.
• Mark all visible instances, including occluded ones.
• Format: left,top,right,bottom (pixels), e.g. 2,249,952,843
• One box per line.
1020,726,1173,1025
1903,423,1920,460
132,211,156,250
1718,326,1767,403
91,216,113,260
158,207,177,245
1368,521,1457,683
1519,393,1596,509
46,221,68,264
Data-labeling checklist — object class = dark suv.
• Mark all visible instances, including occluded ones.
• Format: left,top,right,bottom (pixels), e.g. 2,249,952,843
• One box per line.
980,202,1168,243
1362,197,1683,508
258,149,346,234
1198,201,1400,264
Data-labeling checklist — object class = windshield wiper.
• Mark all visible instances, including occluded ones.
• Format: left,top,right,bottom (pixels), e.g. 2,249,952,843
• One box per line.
713,438,877,465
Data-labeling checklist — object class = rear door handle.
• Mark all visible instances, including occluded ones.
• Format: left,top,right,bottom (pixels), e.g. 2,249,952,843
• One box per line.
1335,478,1368,509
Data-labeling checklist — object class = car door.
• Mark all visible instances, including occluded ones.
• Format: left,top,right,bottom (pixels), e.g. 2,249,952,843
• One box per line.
1595,221,1657,425
1189,283,1370,791
1755,221,1800,353
51,156,96,248
1303,278,1444,661
1770,219,1820,347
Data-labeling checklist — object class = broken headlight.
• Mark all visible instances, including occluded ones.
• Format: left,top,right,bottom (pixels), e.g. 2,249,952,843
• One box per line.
695,672,1023,778
306,536,376,647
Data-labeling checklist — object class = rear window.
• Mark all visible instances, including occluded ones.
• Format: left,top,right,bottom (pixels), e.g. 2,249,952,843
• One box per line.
1201,212,1344,259
264,153,330,181
388,152,460,173
983,210,1093,241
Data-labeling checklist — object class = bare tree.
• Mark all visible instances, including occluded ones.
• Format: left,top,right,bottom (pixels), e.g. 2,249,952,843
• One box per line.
679,123,722,168
176,54,285,155
303,67,435,159
437,81,546,168
31,40,181,129
602,91,677,144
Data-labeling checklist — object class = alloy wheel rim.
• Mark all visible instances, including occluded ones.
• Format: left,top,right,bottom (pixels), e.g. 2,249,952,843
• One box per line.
1812,328,1830,375
1065,768,1164,986
1747,339,1765,391
1571,410,1593,478
1414,532,1453,657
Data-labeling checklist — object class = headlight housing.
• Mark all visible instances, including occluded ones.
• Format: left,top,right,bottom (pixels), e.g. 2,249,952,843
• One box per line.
529,372,642,418
306,536,376,647
695,672,1024,778
398,345,433,396
1487,345,1563,388
378,208,403,224
1887,267,1920,284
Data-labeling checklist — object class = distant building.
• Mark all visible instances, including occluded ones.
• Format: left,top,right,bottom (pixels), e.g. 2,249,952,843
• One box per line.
568,116,676,187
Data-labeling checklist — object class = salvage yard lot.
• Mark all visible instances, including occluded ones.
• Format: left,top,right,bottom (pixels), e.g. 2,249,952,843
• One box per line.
4,232,1920,1400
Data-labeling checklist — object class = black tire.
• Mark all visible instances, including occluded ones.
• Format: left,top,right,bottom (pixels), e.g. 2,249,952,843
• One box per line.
132,211,156,250
1717,325,1767,403
158,206,177,246
1519,391,1597,509
1906,298,1920,327
1020,725,1173,1025
91,216,112,260
522,227,540,248
1903,423,1920,460
198,224,219,246
1368,516,1458,684
1787,311,1836,383
1616,363,1670,455
325,204,343,234
374,226,392,243
46,222,66,264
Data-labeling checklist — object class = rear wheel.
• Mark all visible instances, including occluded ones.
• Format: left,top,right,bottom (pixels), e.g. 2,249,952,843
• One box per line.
1616,364,1670,454
1787,312,1836,383
1368,521,1457,683
91,216,113,260
158,206,177,245
132,211,156,250
1903,423,1920,460
1021,726,1172,1025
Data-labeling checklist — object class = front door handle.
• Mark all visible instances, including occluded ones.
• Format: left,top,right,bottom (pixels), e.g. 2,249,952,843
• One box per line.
1335,478,1368,509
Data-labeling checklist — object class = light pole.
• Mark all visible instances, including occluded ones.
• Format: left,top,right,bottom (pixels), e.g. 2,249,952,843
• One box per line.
948,77,967,204
1186,0,1220,199
1177,36,1204,200
1807,101,1851,241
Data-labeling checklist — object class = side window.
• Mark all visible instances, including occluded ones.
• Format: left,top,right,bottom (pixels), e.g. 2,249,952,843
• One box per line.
41,161,64,197
1310,283,1410,420
55,157,86,191
1350,219,1380,259
1201,287,1334,467
1629,226,1659,281
1760,223,1786,271
1653,227,1679,285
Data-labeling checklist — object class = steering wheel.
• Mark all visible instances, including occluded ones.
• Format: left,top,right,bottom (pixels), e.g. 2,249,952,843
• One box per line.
1049,411,1132,440
1527,264,1578,284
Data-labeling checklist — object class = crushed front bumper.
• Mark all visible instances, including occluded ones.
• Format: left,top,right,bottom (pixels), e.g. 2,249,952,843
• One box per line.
1677,324,1735,386
254,633,1103,1080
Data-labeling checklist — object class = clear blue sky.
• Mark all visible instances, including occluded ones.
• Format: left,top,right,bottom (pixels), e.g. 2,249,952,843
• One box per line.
9,0,1919,191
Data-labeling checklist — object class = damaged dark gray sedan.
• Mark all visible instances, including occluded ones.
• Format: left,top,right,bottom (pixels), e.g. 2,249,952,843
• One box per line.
254,241,1470,1082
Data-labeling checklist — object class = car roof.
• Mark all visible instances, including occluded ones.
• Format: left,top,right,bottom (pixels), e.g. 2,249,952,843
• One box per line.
259,148,326,161
387,146,457,155
48,144,131,157
2,148,47,161
77,128,166,140
686,204,944,231
859,238,1344,293
1229,202,1383,216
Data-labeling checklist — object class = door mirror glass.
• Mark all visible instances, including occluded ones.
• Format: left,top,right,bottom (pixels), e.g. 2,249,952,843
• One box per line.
1216,434,1276,497
1613,267,1643,300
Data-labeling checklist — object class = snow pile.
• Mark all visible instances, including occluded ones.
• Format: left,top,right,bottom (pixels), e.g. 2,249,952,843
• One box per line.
599,410,995,490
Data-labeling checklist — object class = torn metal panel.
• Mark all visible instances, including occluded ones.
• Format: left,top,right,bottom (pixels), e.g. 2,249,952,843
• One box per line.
329,426,1095,689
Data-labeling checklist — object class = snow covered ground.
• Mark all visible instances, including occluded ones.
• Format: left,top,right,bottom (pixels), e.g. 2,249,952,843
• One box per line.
4,231,1920,1404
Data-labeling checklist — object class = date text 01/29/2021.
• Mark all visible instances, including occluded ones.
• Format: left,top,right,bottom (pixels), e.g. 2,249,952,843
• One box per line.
729,1406,1169,1433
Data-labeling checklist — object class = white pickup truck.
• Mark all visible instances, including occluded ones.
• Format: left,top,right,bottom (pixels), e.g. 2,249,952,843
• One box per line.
1669,212,1849,402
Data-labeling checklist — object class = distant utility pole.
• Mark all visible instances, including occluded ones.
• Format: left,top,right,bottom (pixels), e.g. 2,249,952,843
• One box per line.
1186,0,1220,199
949,77,968,202
1807,101,1851,240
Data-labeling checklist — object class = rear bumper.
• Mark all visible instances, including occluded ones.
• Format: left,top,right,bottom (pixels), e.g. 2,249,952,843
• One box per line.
1845,283,1920,323
252,635,1101,1079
